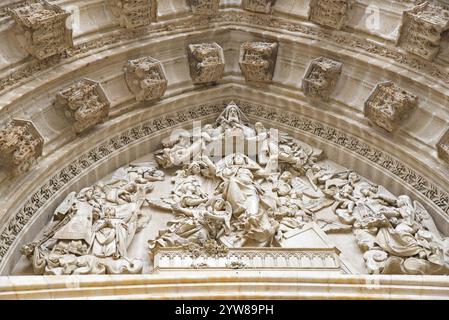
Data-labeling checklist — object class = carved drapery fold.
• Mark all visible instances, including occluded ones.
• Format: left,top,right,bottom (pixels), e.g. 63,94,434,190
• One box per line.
308,0,355,30
302,57,342,100
111,0,158,29
397,1,449,61
9,0,73,60
364,81,418,133
56,79,110,134
239,42,278,82
188,43,225,84
0,119,43,176
242,0,277,14
124,56,167,102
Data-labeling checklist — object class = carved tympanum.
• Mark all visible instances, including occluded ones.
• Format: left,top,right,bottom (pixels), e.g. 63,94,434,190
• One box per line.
242,0,277,14
125,56,167,101
188,43,225,84
239,42,278,82
308,0,354,30
437,130,449,164
111,0,158,28
302,57,342,100
188,0,220,16
56,79,110,134
398,1,449,61
9,1,73,60
0,119,43,176
364,81,418,133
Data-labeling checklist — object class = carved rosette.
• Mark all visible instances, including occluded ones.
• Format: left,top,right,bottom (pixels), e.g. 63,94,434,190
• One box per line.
125,56,168,102
56,79,110,134
364,81,418,133
188,0,220,16
302,57,342,100
0,119,44,176
188,43,225,84
397,2,449,61
239,42,278,83
437,129,449,164
242,0,277,14
9,1,73,60
308,0,354,30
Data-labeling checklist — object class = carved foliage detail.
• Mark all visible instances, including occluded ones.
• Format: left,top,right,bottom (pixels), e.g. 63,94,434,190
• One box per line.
308,0,354,30
9,1,73,60
398,1,449,61
125,56,167,102
188,0,220,16
302,57,342,100
56,79,110,134
242,0,277,14
239,42,278,82
0,119,44,176
437,129,449,164
364,81,418,133
112,0,158,28
188,43,225,84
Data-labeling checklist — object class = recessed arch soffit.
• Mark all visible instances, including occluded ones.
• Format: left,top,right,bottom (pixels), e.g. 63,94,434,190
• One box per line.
0,0,449,274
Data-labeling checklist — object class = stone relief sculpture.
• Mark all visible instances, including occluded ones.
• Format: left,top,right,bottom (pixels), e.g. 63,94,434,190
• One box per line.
187,43,225,84
21,162,164,275
239,42,278,83
308,0,355,30
9,1,73,60
0,119,44,176
437,129,449,164
188,0,220,16
56,79,111,134
111,0,158,28
364,81,418,133
302,57,342,101
21,102,449,275
397,1,449,61
125,56,168,102
242,0,277,14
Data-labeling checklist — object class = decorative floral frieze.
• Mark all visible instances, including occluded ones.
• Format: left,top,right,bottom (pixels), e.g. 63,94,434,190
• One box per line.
9,1,73,60
188,0,220,16
308,0,355,30
125,56,167,101
0,119,44,176
188,42,225,84
302,57,342,100
1,101,449,269
111,0,158,29
242,0,277,14
239,42,278,82
56,79,110,134
364,81,418,133
397,1,449,61
437,129,449,164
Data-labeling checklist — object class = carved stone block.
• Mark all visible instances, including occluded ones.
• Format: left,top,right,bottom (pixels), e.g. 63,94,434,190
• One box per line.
308,0,354,30
364,81,418,133
437,130,449,164
239,42,278,83
242,0,277,14
397,1,449,61
111,0,158,28
188,43,225,84
9,1,73,60
125,56,168,102
56,79,110,134
302,57,342,100
0,119,44,176
188,0,220,16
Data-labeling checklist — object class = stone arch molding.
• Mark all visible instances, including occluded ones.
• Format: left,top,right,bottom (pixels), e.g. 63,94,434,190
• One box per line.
0,0,448,294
